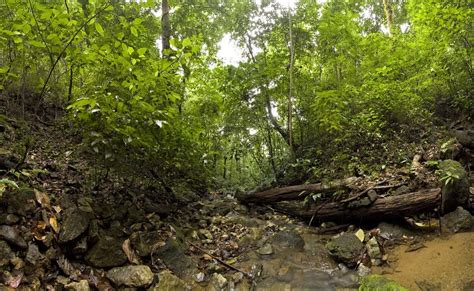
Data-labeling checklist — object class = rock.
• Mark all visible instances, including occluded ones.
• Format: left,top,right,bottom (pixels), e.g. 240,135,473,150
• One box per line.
143,200,171,217
5,188,36,216
193,272,205,283
107,265,154,288
272,230,305,251
148,270,188,291
367,190,378,202
85,236,127,268
439,160,470,213
357,264,371,277
441,206,473,233
130,231,161,257
378,222,413,241
210,273,227,289
257,243,273,255
153,238,195,277
65,280,90,291
0,240,15,266
366,237,381,259
326,233,365,267
0,214,20,225
453,129,474,148
416,280,441,291
58,208,91,243
0,225,27,249
360,275,407,290
26,243,44,265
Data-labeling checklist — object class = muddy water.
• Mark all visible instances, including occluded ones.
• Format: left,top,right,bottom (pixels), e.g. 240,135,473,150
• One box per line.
374,232,474,290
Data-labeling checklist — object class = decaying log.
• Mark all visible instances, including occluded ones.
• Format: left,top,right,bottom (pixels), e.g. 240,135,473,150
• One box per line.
237,177,359,203
272,188,442,223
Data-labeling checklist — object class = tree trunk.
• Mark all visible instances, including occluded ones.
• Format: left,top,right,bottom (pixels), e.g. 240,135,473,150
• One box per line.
382,0,394,36
161,0,171,57
237,177,359,203
287,8,295,154
272,188,442,223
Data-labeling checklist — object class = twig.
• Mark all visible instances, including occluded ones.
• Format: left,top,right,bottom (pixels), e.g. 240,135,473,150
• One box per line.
187,241,252,278
341,180,406,203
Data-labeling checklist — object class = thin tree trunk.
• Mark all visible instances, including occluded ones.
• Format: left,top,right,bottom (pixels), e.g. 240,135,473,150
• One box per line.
287,7,295,154
68,64,73,102
382,0,394,36
161,0,171,57
266,125,277,178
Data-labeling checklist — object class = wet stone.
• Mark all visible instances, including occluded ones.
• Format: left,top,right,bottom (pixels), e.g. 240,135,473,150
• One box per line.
441,206,473,233
272,230,305,251
257,243,274,255
326,233,365,267
0,225,27,249
58,208,91,243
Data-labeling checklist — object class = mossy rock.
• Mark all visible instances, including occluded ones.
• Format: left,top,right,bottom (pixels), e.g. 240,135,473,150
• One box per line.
439,160,470,213
359,275,407,291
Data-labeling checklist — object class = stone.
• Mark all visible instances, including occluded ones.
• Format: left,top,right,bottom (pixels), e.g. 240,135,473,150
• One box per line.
0,225,27,249
153,238,195,277
359,275,407,290
130,231,162,257
5,188,36,216
148,270,188,291
326,233,365,267
210,273,227,289
257,243,273,255
366,237,381,259
439,160,470,213
26,243,44,265
453,129,474,148
0,214,20,225
271,230,305,251
107,265,154,288
367,190,378,202
441,206,473,233
0,240,15,266
85,236,127,268
378,222,412,241
65,280,90,291
357,264,371,277
58,208,91,243
193,272,205,283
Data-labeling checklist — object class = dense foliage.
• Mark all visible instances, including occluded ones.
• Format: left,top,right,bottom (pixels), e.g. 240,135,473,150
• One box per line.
0,0,472,190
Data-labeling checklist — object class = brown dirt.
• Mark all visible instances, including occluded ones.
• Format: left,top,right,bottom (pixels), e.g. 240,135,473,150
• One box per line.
374,232,474,290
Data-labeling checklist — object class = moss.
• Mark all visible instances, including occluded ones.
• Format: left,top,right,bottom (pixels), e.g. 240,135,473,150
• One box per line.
359,275,408,291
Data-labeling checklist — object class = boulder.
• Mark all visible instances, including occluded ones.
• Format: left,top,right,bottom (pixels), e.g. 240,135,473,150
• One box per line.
439,160,470,213
59,208,92,243
148,270,189,291
271,230,305,251
441,207,473,233
153,238,195,277
453,129,474,149
5,188,36,216
130,231,161,257
106,265,154,288
85,236,127,268
326,233,365,267
0,225,27,249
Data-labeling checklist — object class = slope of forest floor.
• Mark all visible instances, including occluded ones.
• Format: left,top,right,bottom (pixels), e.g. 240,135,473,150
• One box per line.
0,117,473,290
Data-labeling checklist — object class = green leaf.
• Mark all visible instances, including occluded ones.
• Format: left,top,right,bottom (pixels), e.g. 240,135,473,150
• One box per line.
131,26,138,37
29,40,46,48
182,37,191,47
137,48,147,56
95,23,105,36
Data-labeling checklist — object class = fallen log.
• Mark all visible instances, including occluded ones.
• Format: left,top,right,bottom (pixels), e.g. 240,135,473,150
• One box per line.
237,177,359,203
272,188,442,223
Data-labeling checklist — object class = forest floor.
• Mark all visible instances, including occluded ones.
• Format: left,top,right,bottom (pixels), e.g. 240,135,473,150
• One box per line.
0,118,474,290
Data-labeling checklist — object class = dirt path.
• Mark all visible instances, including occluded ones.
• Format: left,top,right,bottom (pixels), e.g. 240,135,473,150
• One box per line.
375,232,474,290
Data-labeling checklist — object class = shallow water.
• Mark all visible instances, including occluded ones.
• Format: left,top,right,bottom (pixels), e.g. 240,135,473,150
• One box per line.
374,232,474,290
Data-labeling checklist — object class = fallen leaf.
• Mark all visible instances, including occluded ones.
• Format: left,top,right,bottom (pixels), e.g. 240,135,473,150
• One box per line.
355,229,365,242
52,205,62,213
34,189,51,209
37,220,48,230
49,216,59,233
122,239,140,265
202,254,213,261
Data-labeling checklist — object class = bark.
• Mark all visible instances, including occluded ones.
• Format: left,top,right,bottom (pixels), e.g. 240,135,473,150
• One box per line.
287,8,294,154
161,0,171,57
237,177,359,203
272,188,442,223
382,0,394,36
